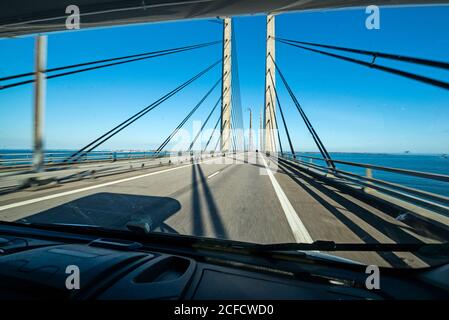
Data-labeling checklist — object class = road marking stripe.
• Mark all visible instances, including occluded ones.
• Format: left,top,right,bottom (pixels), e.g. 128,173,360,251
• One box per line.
260,155,313,244
207,171,220,179
0,157,219,212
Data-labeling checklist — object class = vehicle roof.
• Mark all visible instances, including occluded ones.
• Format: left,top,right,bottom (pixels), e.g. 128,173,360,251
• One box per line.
1,0,448,38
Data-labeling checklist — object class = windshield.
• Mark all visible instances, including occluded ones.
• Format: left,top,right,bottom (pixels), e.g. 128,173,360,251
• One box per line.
0,4,448,269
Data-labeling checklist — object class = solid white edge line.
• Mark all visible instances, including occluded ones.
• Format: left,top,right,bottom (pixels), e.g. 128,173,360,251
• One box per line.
0,157,219,212
260,155,313,244
207,171,220,179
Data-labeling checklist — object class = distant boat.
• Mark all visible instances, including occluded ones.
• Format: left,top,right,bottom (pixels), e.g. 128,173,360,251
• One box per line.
404,151,410,154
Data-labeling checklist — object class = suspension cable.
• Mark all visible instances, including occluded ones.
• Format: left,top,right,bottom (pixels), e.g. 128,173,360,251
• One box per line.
66,59,221,163
270,54,335,169
154,76,223,155
203,113,221,152
276,37,449,70
0,41,220,91
268,71,296,158
0,41,219,81
204,84,231,153
203,84,229,152
219,97,233,153
231,25,245,151
49,41,220,74
213,131,221,153
230,120,237,153
230,101,238,152
266,85,284,156
268,118,277,155
276,38,449,91
188,95,222,151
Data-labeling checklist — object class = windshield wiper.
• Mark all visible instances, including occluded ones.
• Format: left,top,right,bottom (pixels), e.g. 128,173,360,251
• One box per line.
18,222,120,232
2,221,136,240
248,241,449,255
4,221,448,257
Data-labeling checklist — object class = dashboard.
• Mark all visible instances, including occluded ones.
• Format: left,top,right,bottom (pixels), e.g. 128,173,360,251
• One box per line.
0,224,448,300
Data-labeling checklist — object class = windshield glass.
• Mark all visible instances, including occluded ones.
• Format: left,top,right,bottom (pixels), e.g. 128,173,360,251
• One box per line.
0,4,448,269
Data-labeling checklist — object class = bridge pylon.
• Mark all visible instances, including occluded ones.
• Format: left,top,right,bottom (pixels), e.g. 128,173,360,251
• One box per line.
264,14,277,154
220,17,232,153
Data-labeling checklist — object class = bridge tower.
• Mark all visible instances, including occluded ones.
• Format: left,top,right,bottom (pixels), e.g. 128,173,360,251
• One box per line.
264,14,276,153
220,17,232,153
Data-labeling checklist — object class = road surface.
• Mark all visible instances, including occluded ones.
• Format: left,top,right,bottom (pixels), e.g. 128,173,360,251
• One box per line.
0,152,440,268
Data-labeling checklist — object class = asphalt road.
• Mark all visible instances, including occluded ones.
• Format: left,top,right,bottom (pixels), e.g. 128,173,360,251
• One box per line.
0,152,440,268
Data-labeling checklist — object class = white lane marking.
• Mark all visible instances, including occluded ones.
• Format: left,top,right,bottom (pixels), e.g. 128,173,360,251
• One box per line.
207,171,220,179
260,155,313,244
0,157,219,212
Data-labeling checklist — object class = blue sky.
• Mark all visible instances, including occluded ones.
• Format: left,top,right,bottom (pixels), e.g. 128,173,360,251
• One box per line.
0,4,448,153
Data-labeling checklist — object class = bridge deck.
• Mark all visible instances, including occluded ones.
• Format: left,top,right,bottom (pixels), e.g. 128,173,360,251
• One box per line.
0,153,441,268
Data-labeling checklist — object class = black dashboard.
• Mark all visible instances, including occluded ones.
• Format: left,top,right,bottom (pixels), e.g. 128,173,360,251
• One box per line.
0,224,448,300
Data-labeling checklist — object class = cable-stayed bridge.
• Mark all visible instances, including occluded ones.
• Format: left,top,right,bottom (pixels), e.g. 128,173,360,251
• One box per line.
1,2,449,269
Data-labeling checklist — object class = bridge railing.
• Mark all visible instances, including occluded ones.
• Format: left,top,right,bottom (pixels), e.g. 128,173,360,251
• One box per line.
0,150,175,169
278,154,449,217
0,150,222,195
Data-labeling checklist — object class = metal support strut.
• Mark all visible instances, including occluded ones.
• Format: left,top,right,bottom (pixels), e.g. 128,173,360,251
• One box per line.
32,35,47,172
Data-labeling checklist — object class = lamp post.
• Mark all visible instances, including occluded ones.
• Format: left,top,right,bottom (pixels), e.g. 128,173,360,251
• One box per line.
247,108,252,152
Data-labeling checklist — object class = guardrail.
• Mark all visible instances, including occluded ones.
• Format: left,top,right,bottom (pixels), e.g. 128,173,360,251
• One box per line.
0,151,223,194
289,154,449,183
0,150,175,169
278,154,449,217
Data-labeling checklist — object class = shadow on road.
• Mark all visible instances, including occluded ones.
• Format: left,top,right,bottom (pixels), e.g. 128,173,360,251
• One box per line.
190,163,228,238
197,164,228,238
278,162,421,268
17,192,181,233
192,162,203,236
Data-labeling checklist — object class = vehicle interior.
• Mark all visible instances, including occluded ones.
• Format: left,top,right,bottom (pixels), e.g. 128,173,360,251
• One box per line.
1,221,448,300
1,0,449,303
